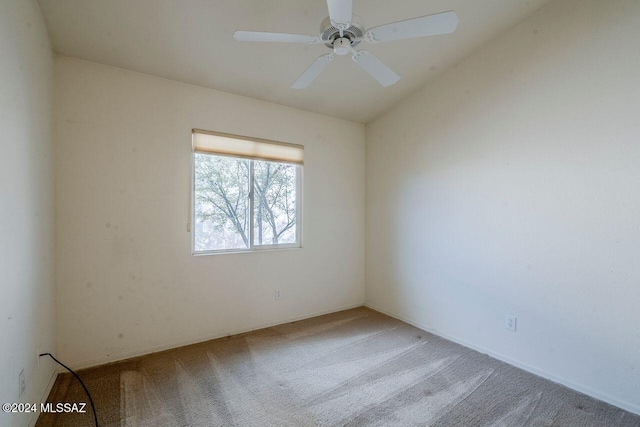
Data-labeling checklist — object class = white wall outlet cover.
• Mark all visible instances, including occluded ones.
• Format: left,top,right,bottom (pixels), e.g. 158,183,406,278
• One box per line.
505,315,517,331
275,290,282,300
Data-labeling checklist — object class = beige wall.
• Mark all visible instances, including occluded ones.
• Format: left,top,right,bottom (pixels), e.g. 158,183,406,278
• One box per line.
0,1,57,426
54,56,365,368
366,0,640,415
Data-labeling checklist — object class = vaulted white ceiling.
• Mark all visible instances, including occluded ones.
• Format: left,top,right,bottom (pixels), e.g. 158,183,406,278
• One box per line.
38,0,549,123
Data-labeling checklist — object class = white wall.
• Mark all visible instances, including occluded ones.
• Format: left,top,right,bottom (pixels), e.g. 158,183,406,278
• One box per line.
54,56,365,368
0,1,57,426
366,0,640,415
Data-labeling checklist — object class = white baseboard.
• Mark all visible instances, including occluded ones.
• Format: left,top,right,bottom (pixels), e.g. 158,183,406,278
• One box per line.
28,369,58,427
70,302,365,371
365,303,640,417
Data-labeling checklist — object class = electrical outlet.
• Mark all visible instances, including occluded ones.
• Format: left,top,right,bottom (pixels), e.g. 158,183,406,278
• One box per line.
275,290,282,300
505,315,517,331
19,369,26,397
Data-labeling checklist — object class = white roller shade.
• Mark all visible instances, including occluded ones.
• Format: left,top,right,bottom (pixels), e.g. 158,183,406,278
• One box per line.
192,129,304,165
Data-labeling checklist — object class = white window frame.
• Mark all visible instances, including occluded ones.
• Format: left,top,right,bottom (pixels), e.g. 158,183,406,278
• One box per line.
190,135,303,256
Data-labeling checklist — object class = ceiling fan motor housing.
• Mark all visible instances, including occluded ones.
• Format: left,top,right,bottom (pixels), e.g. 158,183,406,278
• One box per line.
320,15,364,48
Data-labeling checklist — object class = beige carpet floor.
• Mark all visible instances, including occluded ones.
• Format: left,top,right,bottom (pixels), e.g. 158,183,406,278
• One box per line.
37,307,640,426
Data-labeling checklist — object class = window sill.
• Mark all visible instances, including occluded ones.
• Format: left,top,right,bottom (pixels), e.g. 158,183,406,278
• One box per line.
192,245,302,256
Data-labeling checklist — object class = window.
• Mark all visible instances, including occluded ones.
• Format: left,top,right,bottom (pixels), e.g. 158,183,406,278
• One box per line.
191,130,303,254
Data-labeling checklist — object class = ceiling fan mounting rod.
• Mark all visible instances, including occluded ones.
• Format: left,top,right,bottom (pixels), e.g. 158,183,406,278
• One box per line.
331,20,351,37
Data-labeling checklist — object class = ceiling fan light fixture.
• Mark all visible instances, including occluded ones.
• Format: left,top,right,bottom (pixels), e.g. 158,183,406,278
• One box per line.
333,37,352,55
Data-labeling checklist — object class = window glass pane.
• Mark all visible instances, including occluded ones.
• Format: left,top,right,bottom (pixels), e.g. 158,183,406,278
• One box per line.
253,160,298,246
194,153,250,251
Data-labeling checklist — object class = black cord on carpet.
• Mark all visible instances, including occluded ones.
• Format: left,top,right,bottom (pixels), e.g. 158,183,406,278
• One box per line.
39,353,99,427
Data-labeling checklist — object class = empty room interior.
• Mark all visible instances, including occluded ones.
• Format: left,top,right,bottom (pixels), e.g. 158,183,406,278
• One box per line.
2,0,640,426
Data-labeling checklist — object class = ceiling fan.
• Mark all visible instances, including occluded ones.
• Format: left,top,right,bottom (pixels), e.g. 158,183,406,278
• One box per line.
233,0,458,89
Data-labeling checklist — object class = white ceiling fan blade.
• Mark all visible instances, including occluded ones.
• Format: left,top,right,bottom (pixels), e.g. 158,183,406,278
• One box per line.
292,54,334,89
365,11,458,43
233,31,319,44
326,0,352,26
352,51,400,87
